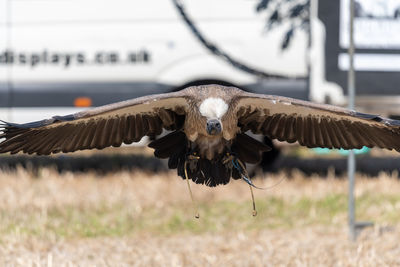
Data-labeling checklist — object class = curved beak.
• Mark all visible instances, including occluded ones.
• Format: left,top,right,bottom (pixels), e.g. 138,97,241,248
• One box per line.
206,119,222,135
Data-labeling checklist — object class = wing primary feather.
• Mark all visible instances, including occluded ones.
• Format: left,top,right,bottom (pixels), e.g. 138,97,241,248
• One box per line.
307,116,316,147
20,131,44,154
145,115,160,137
90,119,107,149
10,143,27,154
109,117,120,147
269,114,283,138
153,116,163,136
2,136,28,154
300,115,309,146
147,116,156,136
283,115,296,143
345,121,370,149
113,116,125,147
370,127,391,149
78,120,97,150
381,128,400,150
263,114,280,138
141,115,150,137
337,120,359,149
295,116,305,146
41,124,71,154
124,115,135,144
32,129,61,155
0,128,29,148
116,116,126,146
351,122,374,148
326,117,340,148
73,122,94,151
260,116,272,135
142,115,150,137
97,118,113,149
312,117,324,147
378,128,399,150
275,115,287,141
329,120,349,149
68,123,90,152
38,129,64,155
319,117,333,148
387,128,400,150
134,115,143,142
362,126,385,149
63,124,86,152
23,131,45,154
0,134,23,152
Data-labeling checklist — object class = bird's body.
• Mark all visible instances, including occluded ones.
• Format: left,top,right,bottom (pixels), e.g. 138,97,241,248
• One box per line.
148,85,270,186
182,86,241,160
2,84,400,188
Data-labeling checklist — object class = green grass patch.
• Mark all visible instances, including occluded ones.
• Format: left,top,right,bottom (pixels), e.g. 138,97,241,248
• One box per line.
0,192,399,240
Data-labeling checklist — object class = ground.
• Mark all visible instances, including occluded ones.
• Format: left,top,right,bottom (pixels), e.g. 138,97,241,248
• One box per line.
0,167,399,266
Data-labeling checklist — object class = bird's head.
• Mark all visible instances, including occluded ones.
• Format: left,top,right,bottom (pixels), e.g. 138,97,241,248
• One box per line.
199,97,228,136
206,119,222,135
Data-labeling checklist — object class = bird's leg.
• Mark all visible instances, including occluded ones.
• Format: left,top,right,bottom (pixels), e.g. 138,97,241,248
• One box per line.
222,150,257,216
235,158,258,217
187,151,200,161
222,151,236,165
184,150,200,219
248,182,257,217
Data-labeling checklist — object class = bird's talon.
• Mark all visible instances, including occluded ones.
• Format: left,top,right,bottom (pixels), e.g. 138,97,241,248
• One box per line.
222,152,235,164
186,151,200,160
188,154,200,160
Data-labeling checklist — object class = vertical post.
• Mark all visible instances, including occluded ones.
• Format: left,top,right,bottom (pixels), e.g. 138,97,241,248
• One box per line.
347,0,356,241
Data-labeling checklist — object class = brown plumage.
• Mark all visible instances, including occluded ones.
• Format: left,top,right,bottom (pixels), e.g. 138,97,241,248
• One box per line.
1,84,400,187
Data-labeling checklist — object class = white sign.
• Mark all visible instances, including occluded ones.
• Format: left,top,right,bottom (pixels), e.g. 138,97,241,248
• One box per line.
340,0,400,49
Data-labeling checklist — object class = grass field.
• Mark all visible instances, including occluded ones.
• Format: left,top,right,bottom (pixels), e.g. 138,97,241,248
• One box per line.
0,166,400,266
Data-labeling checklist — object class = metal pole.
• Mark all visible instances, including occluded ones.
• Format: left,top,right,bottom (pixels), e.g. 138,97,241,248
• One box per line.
347,0,356,241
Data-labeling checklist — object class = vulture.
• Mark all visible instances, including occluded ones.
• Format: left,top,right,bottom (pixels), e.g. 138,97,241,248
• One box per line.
1,84,400,216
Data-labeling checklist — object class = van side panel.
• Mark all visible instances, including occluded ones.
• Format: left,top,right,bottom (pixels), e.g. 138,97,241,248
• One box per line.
3,0,309,123
0,0,9,120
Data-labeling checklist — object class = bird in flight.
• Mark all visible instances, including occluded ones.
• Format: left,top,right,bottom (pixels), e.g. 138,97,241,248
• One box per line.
1,84,400,217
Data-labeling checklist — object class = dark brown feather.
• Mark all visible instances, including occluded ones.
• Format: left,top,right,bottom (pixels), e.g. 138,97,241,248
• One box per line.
231,133,271,164
124,115,136,144
134,115,144,142
235,90,400,151
0,90,189,155
283,115,296,143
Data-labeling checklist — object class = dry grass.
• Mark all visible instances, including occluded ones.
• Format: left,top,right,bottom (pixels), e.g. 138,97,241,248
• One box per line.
0,167,400,266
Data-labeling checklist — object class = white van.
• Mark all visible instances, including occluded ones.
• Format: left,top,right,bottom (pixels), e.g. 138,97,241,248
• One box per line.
0,0,342,123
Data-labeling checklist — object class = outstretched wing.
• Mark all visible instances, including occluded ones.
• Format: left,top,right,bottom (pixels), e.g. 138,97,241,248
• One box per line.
0,91,189,155
234,92,400,151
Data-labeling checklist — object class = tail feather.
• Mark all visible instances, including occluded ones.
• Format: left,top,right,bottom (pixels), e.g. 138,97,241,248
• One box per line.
148,131,267,187
178,158,231,187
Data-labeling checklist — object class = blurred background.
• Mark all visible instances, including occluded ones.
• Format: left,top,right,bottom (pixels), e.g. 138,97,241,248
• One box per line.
1,0,400,265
